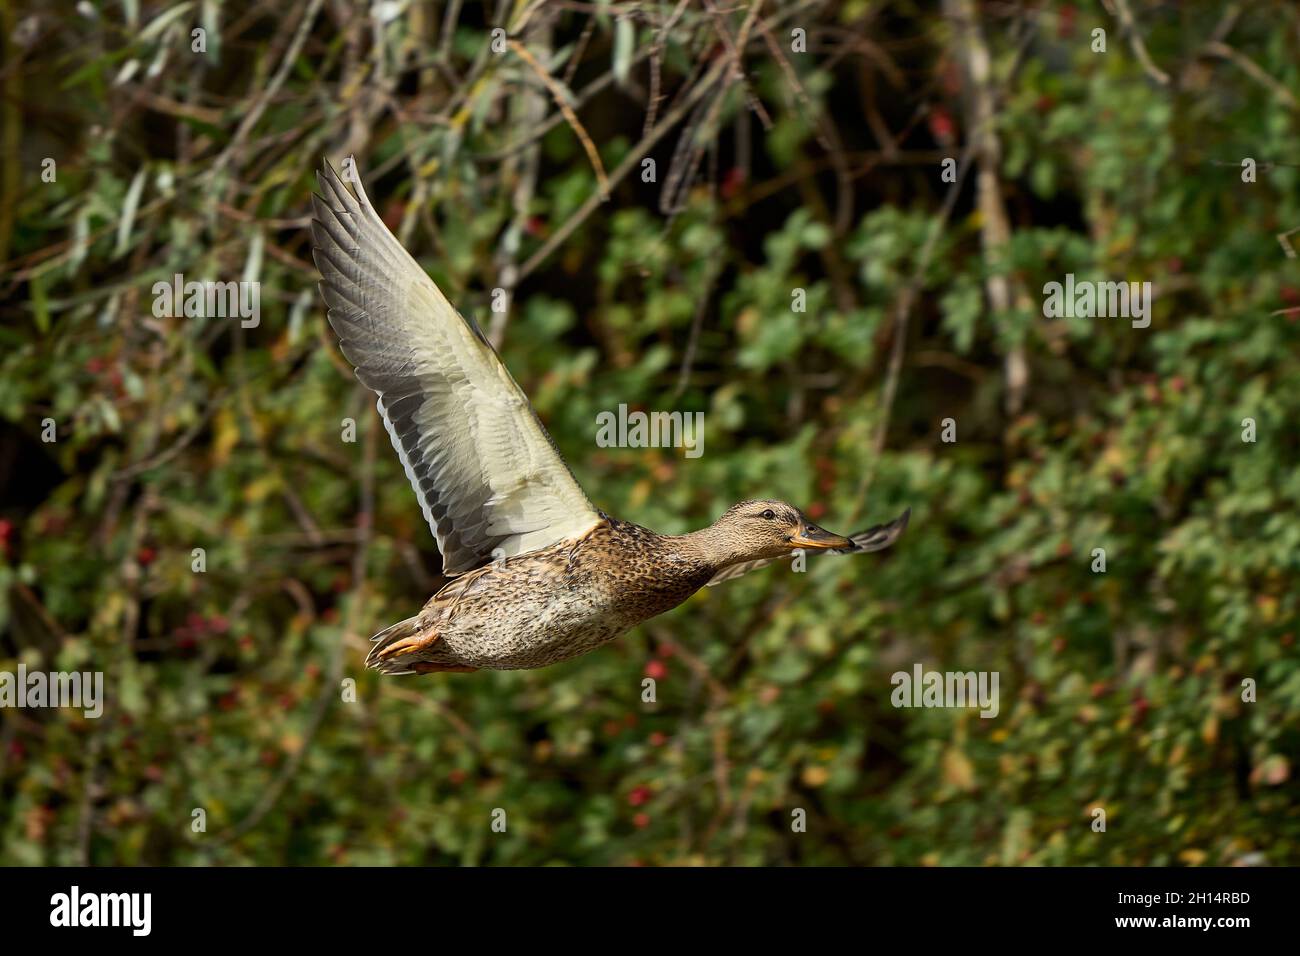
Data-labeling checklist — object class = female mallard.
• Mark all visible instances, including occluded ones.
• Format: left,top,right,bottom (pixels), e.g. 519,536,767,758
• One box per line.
310,160,909,675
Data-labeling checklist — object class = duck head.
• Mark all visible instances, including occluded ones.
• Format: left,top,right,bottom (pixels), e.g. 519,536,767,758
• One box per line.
704,499,853,563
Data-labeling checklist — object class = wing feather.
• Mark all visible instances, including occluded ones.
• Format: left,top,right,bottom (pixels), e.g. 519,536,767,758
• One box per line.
310,159,601,575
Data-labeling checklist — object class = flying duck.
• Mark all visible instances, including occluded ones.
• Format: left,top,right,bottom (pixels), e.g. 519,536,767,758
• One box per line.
309,160,909,674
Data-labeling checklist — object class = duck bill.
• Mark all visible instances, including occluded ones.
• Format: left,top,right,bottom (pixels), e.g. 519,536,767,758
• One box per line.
789,525,852,550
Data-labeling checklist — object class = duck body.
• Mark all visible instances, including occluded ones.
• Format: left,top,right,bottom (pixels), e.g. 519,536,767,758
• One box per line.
369,516,716,673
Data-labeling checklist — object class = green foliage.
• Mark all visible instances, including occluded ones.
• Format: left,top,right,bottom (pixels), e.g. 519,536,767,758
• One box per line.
0,1,1297,867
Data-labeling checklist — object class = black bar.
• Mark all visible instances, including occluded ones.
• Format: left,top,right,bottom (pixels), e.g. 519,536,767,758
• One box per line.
0,865,1284,942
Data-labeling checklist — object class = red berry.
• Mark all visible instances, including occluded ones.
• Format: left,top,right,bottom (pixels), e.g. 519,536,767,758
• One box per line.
927,106,956,145
720,167,745,200
633,812,650,829
644,659,667,680
1058,4,1077,38
381,200,405,232
1131,696,1150,723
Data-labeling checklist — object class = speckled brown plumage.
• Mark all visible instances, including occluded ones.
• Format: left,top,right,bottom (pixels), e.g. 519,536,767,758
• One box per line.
368,516,717,672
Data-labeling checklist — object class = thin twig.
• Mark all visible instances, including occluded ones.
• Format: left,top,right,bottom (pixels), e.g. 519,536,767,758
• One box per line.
644,0,692,138
1277,225,1300,259
209,0,325,183
672,259,722,399
517,52,734,281
508,38,610,197
1202,40,1299,110
492,22,551,347
1110,0,1170,86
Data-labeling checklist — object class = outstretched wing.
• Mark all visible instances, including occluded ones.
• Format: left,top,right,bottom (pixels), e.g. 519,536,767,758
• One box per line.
706,508,911,586
704,555,786,587
310,159,601,575
829,508,912,555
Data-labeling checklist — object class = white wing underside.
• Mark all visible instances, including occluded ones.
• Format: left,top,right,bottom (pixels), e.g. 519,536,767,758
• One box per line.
310,160,601,575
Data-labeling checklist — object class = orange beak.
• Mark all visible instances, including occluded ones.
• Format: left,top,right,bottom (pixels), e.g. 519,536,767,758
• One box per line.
789,523,852,550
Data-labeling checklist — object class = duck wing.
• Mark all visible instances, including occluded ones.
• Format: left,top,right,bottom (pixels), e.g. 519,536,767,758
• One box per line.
706,508,910,586
828,508,911,555
705,555,786,587
310,159,601,575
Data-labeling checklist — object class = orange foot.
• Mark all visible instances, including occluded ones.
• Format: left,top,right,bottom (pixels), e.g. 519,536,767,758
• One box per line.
375,632,438,661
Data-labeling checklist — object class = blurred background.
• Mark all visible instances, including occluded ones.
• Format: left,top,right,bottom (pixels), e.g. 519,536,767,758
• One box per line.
1,0,1298,865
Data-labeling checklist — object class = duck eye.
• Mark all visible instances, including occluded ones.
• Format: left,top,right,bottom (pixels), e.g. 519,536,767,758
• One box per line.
761,509,776,520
